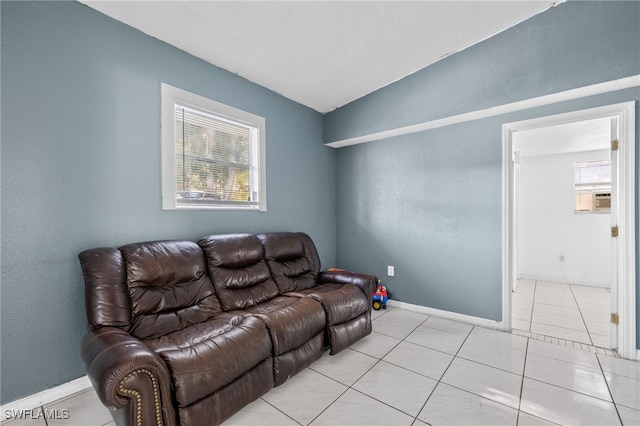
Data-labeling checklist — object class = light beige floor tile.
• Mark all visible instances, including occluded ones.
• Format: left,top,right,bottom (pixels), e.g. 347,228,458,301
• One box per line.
513,307,533,321
604,372,640,410
352,361,437,416
597,354,640,380
570,284,610,294
45,389,112,426
577,301,611,314
532,303,581,318
524,352,611,401
309,348,378,386
371,307,391,320
527,338,600,370
348,331,401,359
225,399,298,426
457,337,526,375
517,411,559,426
533,296,578,309
581,309,610,323
590,333,612,348
514,292,535,303
513,299,534,311
418,383,518,426
535,285,573,295
405,324,467,355
531,311,587,332
520,378,620,426
517,278,536,287
382,341,453,381
467,326,528,351
535,288,574,299
422,316,473,336
0,412,47,425
441,357,523,409
262,368,347,425
530,323,591,344
617,405,640,426
310,389,413,426
512,318,531,331
584,319,611,336
372,309,429,340
536,280,571,289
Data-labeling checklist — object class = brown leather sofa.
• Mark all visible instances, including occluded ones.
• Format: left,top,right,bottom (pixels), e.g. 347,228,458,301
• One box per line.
79,232,377,426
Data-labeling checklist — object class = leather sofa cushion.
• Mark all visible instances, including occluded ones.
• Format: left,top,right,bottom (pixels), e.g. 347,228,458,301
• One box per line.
237,296,325,355
287,283,368,326
258,232,321,293
120,241,222,339
144,314,271,407
199,234,280,310
178,358,274,425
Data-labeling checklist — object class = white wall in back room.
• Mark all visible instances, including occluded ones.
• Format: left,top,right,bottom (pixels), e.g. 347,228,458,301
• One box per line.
517,148,611,287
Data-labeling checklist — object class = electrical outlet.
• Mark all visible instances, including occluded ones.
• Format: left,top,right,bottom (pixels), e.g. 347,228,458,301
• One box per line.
559,255,565,262
387,265,395,276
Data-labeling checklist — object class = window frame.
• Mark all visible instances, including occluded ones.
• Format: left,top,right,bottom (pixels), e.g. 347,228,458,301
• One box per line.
161,83,266,211
573,159,611,213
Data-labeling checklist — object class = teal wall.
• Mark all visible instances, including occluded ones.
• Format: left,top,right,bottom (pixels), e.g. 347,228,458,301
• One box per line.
0,1,334,403
327,1,640,341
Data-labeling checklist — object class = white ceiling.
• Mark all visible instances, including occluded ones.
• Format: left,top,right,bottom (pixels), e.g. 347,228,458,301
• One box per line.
513,117,611,158
79,1,559,113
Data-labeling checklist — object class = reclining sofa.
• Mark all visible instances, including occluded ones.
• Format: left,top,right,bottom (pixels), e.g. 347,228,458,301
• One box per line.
79,232,377,426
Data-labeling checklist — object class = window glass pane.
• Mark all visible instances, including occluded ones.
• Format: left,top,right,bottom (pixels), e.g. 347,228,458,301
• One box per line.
574,159,611,212
175,104,257,206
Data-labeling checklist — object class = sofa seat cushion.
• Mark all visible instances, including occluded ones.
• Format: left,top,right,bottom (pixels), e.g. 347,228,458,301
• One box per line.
143,314,271,407
287,283,368,326
238,296,325,356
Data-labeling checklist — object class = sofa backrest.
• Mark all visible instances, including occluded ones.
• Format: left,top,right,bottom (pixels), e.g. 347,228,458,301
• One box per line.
119,240,223,339
258,232,321,293
198,234,280,310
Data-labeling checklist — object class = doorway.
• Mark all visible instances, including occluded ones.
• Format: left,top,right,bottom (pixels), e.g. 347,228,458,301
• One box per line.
512,118,612,347
502,102,637,359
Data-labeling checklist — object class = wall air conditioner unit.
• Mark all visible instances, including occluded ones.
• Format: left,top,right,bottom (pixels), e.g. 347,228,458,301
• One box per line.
593,192,611,210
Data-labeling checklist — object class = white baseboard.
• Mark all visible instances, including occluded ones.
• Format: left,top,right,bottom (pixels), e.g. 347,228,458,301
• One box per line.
387,300,504,330
1,375,92,414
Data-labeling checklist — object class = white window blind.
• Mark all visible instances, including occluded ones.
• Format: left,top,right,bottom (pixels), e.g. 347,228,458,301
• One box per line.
175,105,259,207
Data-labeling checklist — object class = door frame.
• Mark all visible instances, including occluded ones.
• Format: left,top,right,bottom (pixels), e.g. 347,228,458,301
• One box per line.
501,102,637,360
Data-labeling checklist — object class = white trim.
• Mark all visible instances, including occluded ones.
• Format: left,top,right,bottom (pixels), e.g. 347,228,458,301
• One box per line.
615,102,637,360
325,75,640,148
160,82,267,212
502,102,637,360
386,299,503,330
0,376,92,415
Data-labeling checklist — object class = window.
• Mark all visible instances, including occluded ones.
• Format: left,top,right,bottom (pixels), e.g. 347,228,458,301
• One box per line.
161,83,266,211
574,160,611,212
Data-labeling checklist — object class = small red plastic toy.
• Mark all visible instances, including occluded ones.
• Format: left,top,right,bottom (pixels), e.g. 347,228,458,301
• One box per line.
372,281,389,310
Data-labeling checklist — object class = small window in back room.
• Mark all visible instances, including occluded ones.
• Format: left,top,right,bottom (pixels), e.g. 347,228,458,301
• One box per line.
161,83,266,211
574,160,611,212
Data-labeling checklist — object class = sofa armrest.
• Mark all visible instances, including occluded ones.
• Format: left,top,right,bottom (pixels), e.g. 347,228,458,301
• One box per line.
81,327,176,426
318,270,378,301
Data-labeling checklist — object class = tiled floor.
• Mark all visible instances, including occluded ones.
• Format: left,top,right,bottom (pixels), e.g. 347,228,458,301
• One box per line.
512,279,612,348
4,307,639,425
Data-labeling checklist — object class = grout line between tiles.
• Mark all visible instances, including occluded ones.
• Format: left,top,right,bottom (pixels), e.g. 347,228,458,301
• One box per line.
515,337,530,426
569,283,596,346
